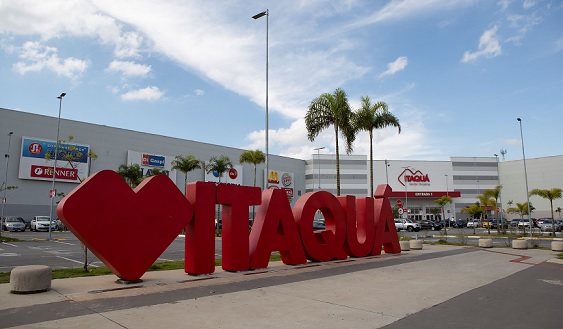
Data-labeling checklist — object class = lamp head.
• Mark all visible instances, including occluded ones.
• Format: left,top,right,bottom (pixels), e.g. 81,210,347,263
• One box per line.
252,10,268,19
58,93,66,99
8,132,13,136
517,118,521,122
494,154,498,157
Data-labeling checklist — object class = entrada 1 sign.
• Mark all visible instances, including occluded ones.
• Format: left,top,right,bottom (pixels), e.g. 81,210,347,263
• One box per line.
57,170,401,281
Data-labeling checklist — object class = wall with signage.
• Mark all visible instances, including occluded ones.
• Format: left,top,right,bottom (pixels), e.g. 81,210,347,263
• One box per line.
18,136,90,183
204,165,243,185
266,169,295,200
127,150,177,182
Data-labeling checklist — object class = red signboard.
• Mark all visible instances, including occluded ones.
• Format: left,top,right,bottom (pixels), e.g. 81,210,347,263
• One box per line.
396,199,403,208
30,165,79,181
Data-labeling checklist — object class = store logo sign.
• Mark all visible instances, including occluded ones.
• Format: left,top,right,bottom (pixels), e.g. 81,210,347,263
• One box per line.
398,168,430,186
142,154,165,167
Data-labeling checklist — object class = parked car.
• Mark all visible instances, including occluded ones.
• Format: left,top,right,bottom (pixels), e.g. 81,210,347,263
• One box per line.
517,219,533,229
451,219,467,228
490,219,508,229
482,220,493,229
539,220,561,232
510,219,520,227
418,220,443,231
2,216,26,232
30,216,57,231
466,219,480,228
394,219,421,232
313,219,326,230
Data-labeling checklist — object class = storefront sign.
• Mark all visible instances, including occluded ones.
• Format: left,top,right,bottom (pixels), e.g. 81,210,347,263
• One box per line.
57,170,401,281
18,137,89,183
398,167,431,186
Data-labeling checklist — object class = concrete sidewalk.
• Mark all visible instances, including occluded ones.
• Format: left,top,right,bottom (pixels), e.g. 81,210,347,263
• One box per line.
1,245,562,328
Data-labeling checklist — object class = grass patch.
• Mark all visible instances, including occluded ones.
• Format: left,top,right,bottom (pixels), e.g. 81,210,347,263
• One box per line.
0,255,285,284
0,236,21,242
558,253,563,260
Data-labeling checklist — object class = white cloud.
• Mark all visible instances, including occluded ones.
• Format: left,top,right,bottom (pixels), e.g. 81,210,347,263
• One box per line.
194,89,205,96
0,0,143,58
461,25,502,63
120,86,163,101
12,41,89,79
107,60,151,77
523,0,537,9
378,56,408,78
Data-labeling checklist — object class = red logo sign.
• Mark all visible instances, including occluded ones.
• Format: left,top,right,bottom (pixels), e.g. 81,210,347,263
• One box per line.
31,165,78,181
398,168,430,186
228,168,238,180
57,171,401,281
396,199,403,208
28,143,42,154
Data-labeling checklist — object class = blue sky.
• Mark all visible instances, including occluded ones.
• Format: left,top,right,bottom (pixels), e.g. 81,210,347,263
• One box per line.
1,0,562,161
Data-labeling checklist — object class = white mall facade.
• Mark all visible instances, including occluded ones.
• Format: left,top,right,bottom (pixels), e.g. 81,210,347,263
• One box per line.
2,108,563,222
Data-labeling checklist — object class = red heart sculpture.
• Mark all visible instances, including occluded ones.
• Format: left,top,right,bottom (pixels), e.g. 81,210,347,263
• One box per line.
57,170,192,281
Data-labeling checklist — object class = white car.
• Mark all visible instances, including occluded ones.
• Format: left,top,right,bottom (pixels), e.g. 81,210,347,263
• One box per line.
539,220,561,232
466,219,480,228
2,216,26,232
30,216,57,232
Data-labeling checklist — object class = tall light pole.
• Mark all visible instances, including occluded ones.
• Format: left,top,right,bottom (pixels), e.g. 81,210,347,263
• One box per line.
385,159,390,185
314,147,325,190
49,92,66,240
494,153,504,233
1,132,14,238
517,118,532,238
252,9,269,187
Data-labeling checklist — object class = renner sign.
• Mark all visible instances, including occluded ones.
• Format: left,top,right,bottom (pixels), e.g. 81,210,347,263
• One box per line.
58,170,401,281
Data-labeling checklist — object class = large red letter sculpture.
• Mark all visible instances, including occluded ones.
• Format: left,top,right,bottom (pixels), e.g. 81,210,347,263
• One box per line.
217,184,261,272
293,191,347,262
340,196,376,257
249,189,306,269
57,170,193,281
185,182,216,275
372,184,401,255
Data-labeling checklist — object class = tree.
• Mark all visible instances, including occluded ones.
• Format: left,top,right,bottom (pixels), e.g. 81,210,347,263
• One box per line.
305,88,355,196
45,135,98,183
434,195,452,237
117,164,143,188
507,202,533,234
556,207,562,219
352,96,401,196
529,188,562,235
239,149,265,187
171,154,201,195
476,194,495,234
483,185,503,235
461,204,483,234
205,155,234,235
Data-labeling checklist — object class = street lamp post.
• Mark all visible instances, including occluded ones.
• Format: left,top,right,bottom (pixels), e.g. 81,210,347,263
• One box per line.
517,118,532,238
445,174,449,223
1,132,14,238
385,159,389,185
314,147,325,190
494,153,504,234
402,166,410,220
49,93,66,240
252,9,269,187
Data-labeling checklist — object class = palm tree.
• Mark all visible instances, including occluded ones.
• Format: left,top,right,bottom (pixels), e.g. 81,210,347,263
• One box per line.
117,164,143,187
556,207,562,219
305,88,355,196
204,155,234,183
507,202,532,234
434,195,452,237
529,188,562,235
239,150,266,187
352,96,401,196
171,154,201,195
483,185,503,235
205,155,234,236
476,194,496,234
461,204,483,235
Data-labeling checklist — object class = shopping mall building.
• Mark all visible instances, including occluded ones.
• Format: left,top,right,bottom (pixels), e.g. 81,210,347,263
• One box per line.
2,108,562,222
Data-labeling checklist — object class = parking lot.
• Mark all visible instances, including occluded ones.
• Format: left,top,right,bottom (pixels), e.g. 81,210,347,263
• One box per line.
0,231,219,273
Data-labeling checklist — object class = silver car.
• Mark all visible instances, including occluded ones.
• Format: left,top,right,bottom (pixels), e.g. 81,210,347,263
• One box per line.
539,220,561,232
2,216,26,232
